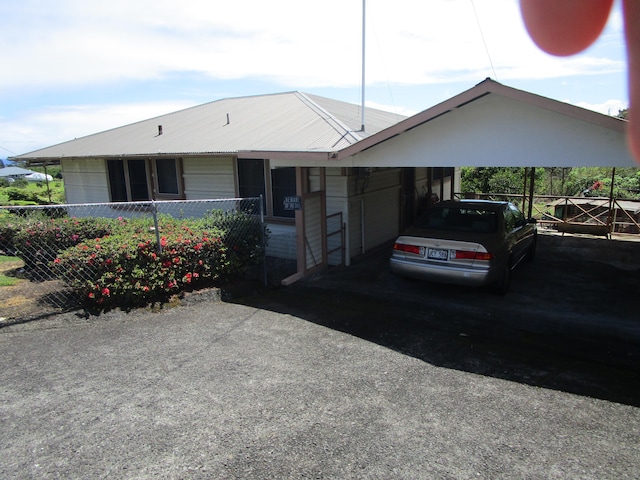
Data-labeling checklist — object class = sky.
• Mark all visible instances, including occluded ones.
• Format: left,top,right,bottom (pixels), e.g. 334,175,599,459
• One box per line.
0,0,629,158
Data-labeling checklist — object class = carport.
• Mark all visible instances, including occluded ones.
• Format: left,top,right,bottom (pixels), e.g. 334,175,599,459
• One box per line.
256,79,637,282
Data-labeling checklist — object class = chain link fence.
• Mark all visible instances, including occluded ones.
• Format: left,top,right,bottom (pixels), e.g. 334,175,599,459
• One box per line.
0,198,266,321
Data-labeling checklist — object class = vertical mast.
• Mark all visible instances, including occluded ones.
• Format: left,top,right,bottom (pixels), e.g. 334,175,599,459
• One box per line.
361,0,366,132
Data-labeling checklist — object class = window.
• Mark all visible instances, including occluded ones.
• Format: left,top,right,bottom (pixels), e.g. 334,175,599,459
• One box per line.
237,159,296,219
432,167,455,181
504,208,516,232
271,167,296,218
107,159,150,202
155,158,180,196
107,158,183,202
509,204,526,227
237,159,266,199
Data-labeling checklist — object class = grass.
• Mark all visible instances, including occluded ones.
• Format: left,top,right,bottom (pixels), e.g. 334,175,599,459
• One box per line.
0,179,65,205
0,256,23,287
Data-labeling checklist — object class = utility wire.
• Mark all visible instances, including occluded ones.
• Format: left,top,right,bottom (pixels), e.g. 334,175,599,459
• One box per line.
0,144,16,156
471,0,498,81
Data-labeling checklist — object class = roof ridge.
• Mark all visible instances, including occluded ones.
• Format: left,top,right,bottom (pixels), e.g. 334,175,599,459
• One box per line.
295,92,363,146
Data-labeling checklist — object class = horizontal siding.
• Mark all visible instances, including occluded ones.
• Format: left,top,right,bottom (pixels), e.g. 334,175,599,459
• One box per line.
309,167,346,196
265,223,297,260
305,167,348,268
348,198,363,257
183,157,235,199
304,195,323,270
62,159,110,204
326,210,345,266
348,168,401,196
363,188,400,250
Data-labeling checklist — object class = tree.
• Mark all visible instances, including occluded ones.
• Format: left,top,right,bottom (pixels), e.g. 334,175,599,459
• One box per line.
461,167,545,196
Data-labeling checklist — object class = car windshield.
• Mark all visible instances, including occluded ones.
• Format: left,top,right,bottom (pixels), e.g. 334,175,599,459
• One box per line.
415,206,498,233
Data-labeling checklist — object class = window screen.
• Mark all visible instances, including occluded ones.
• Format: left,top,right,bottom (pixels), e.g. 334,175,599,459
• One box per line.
127,160,150,201
237,159,266,213
107,160,127,202
155,158,179,195
271,167,296,218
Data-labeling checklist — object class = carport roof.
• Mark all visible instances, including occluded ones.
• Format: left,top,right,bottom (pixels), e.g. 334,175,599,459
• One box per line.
334,78,627,161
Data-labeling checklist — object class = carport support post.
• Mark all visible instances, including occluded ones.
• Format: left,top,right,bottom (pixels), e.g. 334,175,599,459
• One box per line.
522,168,528,211
43,163,52,203
528,167,535,219
607,168,616,231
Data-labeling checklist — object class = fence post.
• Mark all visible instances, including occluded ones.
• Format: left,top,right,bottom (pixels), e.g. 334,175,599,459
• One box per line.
607,167,616,232
152,200,162,253
260,195,267,286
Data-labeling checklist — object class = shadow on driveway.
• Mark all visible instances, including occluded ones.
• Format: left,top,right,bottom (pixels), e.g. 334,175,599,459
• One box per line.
233,233,640,407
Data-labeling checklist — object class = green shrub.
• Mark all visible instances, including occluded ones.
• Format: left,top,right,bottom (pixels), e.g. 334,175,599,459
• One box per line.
2,208,268,310
11,215,113,271
196,209,268,276
0,210,24,254
10,178,29,188
52,219,228,309
6,188,37,203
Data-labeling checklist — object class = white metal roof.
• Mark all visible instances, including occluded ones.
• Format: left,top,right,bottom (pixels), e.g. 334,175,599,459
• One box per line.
0,166,37,177
14,92,406,162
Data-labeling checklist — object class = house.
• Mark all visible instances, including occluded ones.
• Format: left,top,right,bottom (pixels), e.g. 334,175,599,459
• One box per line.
0,166,41,181
13,79,637,283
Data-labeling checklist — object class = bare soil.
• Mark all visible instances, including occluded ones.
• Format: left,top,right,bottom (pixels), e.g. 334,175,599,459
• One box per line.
0,259,68,321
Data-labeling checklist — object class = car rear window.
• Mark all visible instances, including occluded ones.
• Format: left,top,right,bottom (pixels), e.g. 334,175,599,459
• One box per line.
415,207,498,233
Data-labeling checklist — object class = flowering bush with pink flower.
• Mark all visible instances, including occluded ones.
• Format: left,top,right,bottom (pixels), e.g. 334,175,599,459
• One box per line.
0,211,113,271
51,213,267,310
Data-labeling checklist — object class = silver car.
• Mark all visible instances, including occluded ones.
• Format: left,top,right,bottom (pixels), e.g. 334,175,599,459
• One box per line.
390,200,537,293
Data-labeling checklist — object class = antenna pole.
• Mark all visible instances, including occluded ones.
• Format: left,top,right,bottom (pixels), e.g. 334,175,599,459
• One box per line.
361,0,366,132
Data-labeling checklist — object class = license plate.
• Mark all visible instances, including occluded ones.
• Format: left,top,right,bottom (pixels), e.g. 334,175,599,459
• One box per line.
427,248,449,260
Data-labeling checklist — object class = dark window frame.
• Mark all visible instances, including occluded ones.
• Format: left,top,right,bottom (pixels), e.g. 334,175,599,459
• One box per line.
106,158,184,202
153,158,184,200
237,159,296,220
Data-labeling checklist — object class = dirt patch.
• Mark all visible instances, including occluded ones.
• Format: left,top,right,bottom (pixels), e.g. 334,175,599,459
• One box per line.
0,260,65,321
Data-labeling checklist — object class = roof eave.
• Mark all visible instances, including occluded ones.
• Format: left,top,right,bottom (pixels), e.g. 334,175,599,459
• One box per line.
335,78,627,161
237,150,336,162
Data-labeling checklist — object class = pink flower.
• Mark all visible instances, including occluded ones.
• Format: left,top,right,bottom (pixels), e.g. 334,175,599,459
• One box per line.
102,288,110,296
88,292,95,299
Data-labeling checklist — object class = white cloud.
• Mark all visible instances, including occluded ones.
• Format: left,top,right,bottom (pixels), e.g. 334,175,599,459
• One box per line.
0,0,626,92
574,99,627,116
0,101,194,155
0,0,629,154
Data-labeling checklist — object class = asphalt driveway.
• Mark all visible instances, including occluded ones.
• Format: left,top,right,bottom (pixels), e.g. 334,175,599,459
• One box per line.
1,233,639,478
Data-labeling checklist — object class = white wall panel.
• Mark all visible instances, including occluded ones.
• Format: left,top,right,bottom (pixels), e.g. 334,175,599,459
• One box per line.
183,157,235,199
